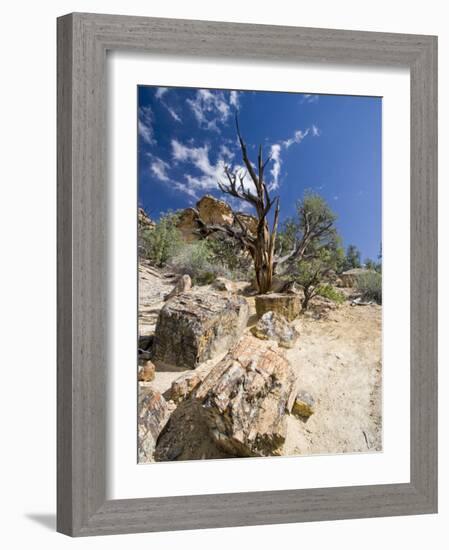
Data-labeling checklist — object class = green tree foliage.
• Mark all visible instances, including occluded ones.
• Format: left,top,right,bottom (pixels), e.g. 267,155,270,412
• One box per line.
139,212,182,267
276,192,341,269
342,244,361,271
292,247,344,310
364,258,376,271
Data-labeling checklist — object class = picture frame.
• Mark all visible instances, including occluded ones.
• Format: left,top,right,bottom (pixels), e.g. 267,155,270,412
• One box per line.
57,12,438,536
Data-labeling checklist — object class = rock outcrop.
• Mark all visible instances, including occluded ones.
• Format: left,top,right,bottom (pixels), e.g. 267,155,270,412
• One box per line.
138,386,170,463
195,337,297,457
152,290,249,369
251,311,300,348
339,268,374,288
138,207,156,232
176,195,257,242
255,293,301,321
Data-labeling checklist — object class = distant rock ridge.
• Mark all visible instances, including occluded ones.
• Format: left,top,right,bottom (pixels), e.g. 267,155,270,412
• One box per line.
138,207,156,231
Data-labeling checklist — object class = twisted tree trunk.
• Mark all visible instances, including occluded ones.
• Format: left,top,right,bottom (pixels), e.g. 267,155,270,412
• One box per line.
193,117,280,294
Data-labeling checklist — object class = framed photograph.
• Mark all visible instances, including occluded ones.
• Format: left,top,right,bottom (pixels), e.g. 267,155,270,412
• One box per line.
57,13,438,536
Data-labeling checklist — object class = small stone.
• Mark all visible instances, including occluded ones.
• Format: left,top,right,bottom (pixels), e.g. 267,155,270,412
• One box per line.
212,277,236,292
251,311,300,348
138,360,156,382
292,390,316,418
166,371,202,403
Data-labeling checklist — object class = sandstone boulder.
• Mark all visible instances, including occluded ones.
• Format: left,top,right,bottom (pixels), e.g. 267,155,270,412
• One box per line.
175,195,257,242
255,293,301,321
251,311,300,349
164,274,192,301
194,337,297,457
138,386,170,463
152,290,249,369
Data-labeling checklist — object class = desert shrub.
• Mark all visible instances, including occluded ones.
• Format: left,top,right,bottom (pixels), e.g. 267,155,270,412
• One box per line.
140,212,182,266
169,241,231,285
316,284,346,304
356,271,382,304
205,236,253,281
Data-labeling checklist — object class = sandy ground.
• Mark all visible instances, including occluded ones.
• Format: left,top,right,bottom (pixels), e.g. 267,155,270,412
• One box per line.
139,261,382,458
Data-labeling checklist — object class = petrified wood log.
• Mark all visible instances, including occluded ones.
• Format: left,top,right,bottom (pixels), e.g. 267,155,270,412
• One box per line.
255,293,301,321
195,336,297,457
152,290,249,369
138,386,170,463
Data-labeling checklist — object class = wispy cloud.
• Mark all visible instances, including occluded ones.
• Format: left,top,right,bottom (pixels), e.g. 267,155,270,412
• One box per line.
282,129,309,149
187,89,236,131
301,94,319,104
150,157,170,182
172,139,225,191
148,152,198,199
165,106,182,122
268,125,320,190
155,87,168,99
230,90,240,108
153,88,182,123
171,138,257,200
138,106,155,145
269,144,282,190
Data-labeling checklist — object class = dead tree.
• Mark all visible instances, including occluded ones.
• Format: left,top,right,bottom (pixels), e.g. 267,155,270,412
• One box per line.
192,120,336,294
193,118,280,294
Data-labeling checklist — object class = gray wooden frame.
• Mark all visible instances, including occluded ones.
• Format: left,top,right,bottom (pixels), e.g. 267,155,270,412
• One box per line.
57,12,438,537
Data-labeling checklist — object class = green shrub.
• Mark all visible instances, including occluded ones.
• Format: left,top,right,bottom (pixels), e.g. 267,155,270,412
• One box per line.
356,271,382,304
205,236,253,281
139,212,182,266
316,284,346,304
169,241,231,285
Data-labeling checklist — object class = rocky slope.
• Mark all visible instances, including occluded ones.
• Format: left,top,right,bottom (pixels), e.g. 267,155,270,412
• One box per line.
138,262,382,462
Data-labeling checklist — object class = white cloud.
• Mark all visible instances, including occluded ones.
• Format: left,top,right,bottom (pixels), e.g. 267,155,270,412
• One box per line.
155,87,168,99
269,144,282,190
219,144,235,160
282,129,309,149
171,139,258,200
166,106,182,122
138,106,155,145
301,94,319,104
230,90,240,108
153,87,182,123
267,125,317,189
187,89,233,131
150,157,170,182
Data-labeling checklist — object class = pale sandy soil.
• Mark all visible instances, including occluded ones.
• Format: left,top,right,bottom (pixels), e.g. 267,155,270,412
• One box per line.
139,262,382,458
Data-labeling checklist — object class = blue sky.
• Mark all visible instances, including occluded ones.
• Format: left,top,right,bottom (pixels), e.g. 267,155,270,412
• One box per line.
138,86,382,261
